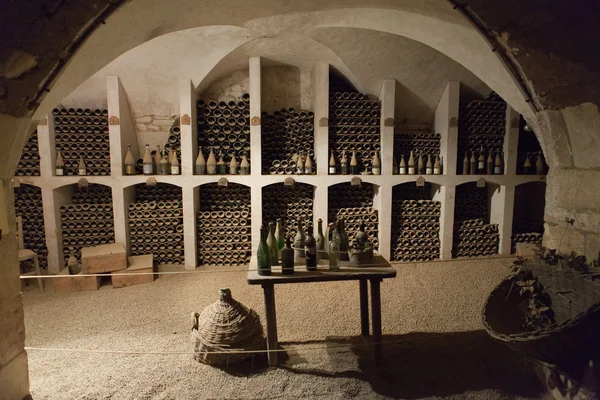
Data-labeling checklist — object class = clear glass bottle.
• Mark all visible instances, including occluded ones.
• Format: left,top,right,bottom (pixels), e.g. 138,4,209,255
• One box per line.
495,152,503,174
170,150,180,175
433,155,441,175
329,151,337,175
124,145,136,175
55,151,64,176
399,154,407,175
78,156,86,176
425,154,432,175
143,144,153,175
408,151,415,175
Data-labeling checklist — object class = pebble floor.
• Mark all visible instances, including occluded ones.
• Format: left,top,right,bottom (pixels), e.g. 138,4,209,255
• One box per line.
22,257,553,399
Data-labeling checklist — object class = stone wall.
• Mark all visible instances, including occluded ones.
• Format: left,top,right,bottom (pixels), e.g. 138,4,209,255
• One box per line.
202,69,250,102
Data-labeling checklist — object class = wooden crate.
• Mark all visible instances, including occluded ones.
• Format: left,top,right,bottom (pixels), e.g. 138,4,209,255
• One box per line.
516,243,539,257
82,243,127,274
111,254,155,288
54,268,102,292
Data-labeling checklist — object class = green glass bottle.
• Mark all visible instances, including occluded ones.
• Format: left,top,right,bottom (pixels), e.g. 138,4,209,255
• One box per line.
266,221,278,266
257,225,271,276
329,226,340,272
305,225,317,271
281,237,294,275
294,217,305,262
316,218,326,259
337,218,350,261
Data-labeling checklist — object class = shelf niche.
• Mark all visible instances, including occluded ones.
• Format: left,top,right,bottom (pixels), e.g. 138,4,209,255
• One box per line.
262,182,315,239
390,182,441,262
328,182,379,250
512,181,546,253
15,130,41,177
196,182,251,266
14,184,48,269
128,183,184,265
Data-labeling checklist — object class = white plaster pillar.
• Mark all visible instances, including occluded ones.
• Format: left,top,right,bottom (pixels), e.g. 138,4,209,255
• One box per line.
313,61,329,176
378,79,395,175
182,185,199,269
249,57,262,176
434,185,455,260
313,183,328,235
107,76,139,176
44,185,76,273
37,116,55,176
490,184,515,256
373,184,392,260
504,106,520,176
179,78,198,176
434,81,459,176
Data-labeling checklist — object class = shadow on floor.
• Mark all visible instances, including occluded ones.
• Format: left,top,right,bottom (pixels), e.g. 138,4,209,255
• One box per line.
278,330,547,399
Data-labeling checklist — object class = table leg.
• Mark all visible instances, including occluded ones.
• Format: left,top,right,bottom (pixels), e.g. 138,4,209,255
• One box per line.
370,278,382,365
359,279,369,336
262,284,279,366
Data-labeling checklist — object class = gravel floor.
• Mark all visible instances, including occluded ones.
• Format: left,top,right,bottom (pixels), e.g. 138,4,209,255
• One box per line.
22,258,552,399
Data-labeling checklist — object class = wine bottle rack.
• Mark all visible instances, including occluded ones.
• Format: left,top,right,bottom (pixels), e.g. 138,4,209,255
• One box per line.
262,183,314,240
15,130,41,176
457,92,507,175
328,89,381,173
53,108,111,176
196,94,250,174
60,184,115,263
328,183,379,250
390,184,441,262
452,183,499,257
393,131,441,175
261,108,315,175
14,184,48,268
163,124,182,167
128,183,184,264
196,183,251,266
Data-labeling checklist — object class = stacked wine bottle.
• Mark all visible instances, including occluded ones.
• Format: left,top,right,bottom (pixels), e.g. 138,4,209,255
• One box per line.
14,184,48,268
511,220,544,254
457,92,506,175
15,131,41,176
390,184,440,262
262,183,314,239
164,123,181,165
196,183,251,266
261,107,315,175
452,183,499,257
393,132,442,175
328,90,381,173
53,107,111,176
128,183,184,265
328,183,379,250
196,94,250,174
516,117,547,175
60,184,115,264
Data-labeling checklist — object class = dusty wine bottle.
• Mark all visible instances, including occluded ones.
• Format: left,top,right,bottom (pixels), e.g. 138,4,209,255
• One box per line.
350,151,359,175
399,154,407,175
78,156,86,176
55,151,64,176
340,150,348,175
229,156,238,175
217,154,226,175
158,153,169,175
494,152,502,174
206,148,217,175
143,144,153,175
535,153,544,175
294,217,305,261
478,147,485,173
257,225,271,276
523,154,531,174
170,150,180,175
372,151,381,175
463,152,469,175
281,237,294,275
124,145,136,175
469,152,477,175
305,226,317,271
417,153,424,174
433,155,441,175
329,151,337,175
154,145,162,168
408,151,416,175
275,219,285,260
304,154,313,175
195,147,206,175
316,218,326,259
240,155,250,175
425,154,432,175
328,226,340,272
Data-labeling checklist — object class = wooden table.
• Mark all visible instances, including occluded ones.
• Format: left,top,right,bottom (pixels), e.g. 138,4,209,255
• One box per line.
247,254,396,366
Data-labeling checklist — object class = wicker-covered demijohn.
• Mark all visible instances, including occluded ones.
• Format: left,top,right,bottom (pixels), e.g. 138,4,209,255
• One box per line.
191,288,265,365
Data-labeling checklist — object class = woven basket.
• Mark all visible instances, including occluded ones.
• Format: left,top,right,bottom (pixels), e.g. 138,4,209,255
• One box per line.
483,263,600,380
191,288,265,365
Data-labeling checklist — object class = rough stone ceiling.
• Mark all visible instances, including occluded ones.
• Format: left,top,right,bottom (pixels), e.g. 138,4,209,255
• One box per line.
62,23,489,123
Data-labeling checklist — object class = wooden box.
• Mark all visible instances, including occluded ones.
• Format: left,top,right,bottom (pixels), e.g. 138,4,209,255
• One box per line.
82,243,127,274
54,268,102,292
516,243,539,257
111,254,155,288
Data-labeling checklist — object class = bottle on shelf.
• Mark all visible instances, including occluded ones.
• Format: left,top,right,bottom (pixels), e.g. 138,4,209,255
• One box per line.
417,153,424,175
158,153,169,175
275,219,285,261
463,152,469,175
296,152,304,175
350,151,359,175
294,217,305,261
477,147,485,174
154,145,162,169
305,226,317,271
425,154,432,175
408,151,416,175
78,156,86,176
267,221,278,266
143,144,153,175
329,151,337,175
523,153,532,174
170,150,180,175
206,148,217,175
433,155,441,175
240,155,250,175
281,237,294,275
340,150,348,175
328,225,340,272
316,218,326,259
55,151,64,176
229,156,238,175
535,153,545,175
124,145,136,175
399,154,407,175
469,151,477,175
494,152,503,174
195,147,206,175
486,151,494,175
257,225,271,276
304,153,313,175
372,151,381,175
67,247,80,275
217,153,226,175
